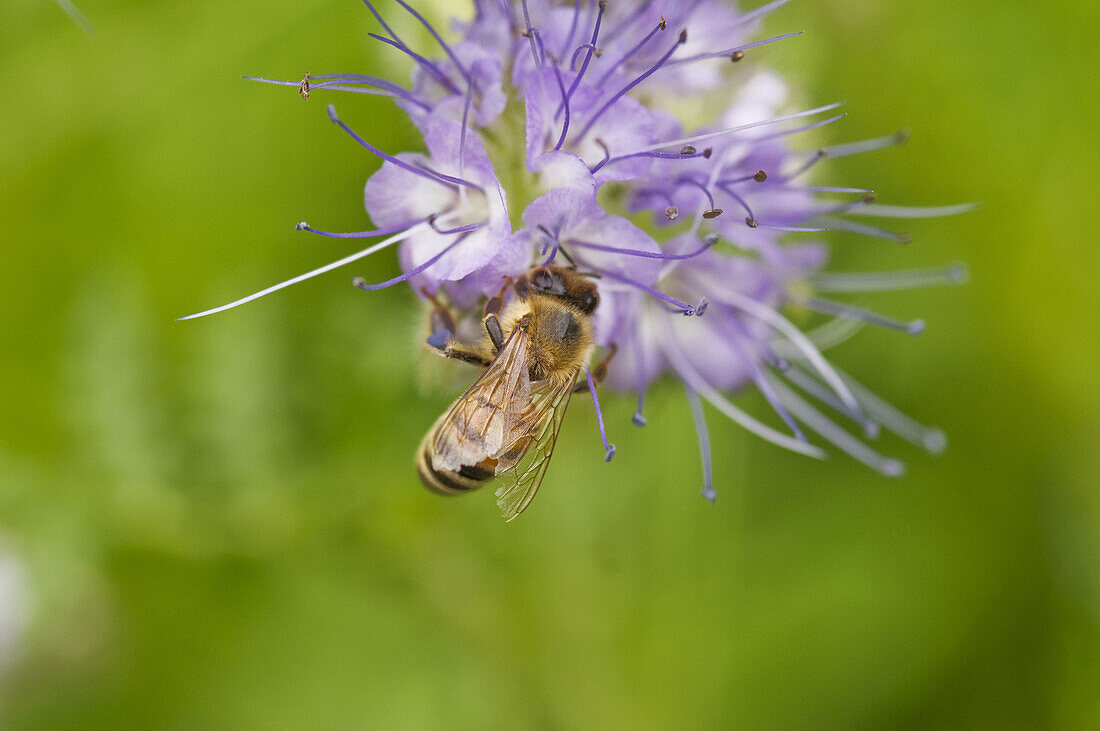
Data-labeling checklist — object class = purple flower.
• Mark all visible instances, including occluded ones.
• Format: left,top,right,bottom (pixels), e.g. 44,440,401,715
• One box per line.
182,0,972,499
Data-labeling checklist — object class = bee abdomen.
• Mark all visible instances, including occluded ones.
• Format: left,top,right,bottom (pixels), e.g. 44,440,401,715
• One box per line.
416,449,495,496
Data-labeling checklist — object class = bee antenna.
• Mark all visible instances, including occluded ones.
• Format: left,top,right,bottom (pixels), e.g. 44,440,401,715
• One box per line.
556,242,577,267
576,270,603,279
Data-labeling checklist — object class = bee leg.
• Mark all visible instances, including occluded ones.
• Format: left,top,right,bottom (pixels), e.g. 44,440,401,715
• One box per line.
422,287,457,339
439,345,492,367
573,343,618,393
483,314,505,353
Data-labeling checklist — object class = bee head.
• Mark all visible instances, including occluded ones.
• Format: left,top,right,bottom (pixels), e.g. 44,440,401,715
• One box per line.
516,265,600,315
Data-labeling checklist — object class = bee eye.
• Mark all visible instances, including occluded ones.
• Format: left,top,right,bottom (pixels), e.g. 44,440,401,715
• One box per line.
531,269,554,291
581,291,599,314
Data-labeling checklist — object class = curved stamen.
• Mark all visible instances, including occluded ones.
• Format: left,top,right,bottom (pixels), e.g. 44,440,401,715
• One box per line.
820,217,911,243
848,202,980,218
716,288,862,416
764,374,905,476
822,130,908,159
296,220,421,239
716,181,755,220
569,43,601,71
353,232,469,291
831,364,947,453
570,234,717,261
365,33,459,95
573,29,688,144
631,102,843,156
665,30,803,66
661,329,825,457
178,221,432,320
560,0,607,115
551,60,573,151
428,216,485,235
782,364,880,439
585,368,616,462
594,18,667,88
592,146,711,173
810,263,968,292
392,0,472,84
560,0,582,58
327,105,461,190
594,269,704,315
799,296,926,335
727,314,806,441
684,385,716,501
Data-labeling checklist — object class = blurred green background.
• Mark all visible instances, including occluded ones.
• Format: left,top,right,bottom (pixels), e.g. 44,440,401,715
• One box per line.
1,0,1097,727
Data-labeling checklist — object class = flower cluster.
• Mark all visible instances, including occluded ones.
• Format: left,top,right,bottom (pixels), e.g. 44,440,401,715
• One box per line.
183,0,971,498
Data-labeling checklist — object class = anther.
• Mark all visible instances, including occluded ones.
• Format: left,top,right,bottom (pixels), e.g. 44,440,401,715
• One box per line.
694,297,709,316
299,71,311,99
702,148,713,158
753,169,767,182
745,217,759,228
605,444,616,462
906,319,926,335
678,29,688,44
632,412,647,427
680,145,696,155
659,16,666,30
860,193,877,204
730,50,745,62
665,206,679,221
295,221,309,230
703,208,723,219
898,233,912,244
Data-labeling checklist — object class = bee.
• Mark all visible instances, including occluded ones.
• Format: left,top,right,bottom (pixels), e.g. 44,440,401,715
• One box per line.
417,265,615,521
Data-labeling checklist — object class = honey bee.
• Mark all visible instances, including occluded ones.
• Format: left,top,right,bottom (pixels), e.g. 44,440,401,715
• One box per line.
417,265,615,521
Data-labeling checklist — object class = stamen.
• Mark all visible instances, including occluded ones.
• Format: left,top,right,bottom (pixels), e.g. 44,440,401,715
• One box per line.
661,332,825,458
572,28,688,144
727,315,806,441
366,33,459,95
327,105,461,190
759,225,830,233
353,232,469,291
594,269,704,315
594,18,667,88
797,185,874,194
732,0,797,27
630,102,843,155
782,364,880,439
684,385,716,501
592,146,713,173
833,365,947,453
766,375,904,476
821,217,911,243
571,234,718,261
821,130,908,159
751,114,847,145
848,202,980,218
665,31,804,66
458,76,476,197
800,297,925,335
560,0,582,58
537,224,561,265
561,0,607,113
716,288,862,416
719,169,768,186
569,43,602,71
551,60,573,151
782,149,826,182
810,263,969,292
246,74,430,108
428,215,486,235
716,181,755,220
586,368,616,461
519,0,543,66
178,221,431,320
392,0,472,84
632,331,649,426
295,220,421,238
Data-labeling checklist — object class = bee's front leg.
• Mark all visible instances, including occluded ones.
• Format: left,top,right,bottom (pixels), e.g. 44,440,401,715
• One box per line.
422,288,492,367
481,276,514,354
573,343,618,393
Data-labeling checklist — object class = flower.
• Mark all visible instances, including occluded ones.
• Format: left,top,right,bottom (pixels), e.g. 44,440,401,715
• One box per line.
182,0,972,499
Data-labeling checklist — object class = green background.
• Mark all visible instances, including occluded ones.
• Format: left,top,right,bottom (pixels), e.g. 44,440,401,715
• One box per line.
1,0,1097,726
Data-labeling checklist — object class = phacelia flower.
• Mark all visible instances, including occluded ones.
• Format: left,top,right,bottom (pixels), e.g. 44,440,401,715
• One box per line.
183,0,972,500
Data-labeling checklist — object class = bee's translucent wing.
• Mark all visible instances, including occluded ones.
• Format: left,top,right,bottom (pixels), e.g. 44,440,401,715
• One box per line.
494,370,579,522
429,325,533,473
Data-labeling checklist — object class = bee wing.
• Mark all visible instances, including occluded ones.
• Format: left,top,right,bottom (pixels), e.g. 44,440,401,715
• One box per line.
429,325,533,473
494,370,579,522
